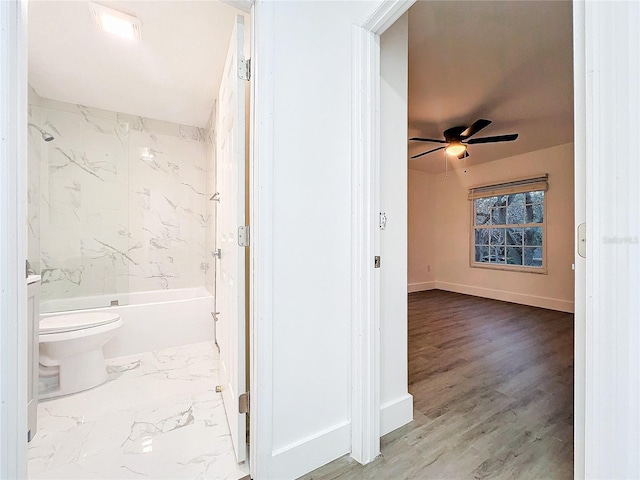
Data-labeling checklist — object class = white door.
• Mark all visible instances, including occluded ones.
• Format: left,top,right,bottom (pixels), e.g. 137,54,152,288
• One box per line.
215,14,247,464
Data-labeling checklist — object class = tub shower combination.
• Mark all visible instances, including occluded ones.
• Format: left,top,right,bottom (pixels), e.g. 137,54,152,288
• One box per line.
28,100,217,401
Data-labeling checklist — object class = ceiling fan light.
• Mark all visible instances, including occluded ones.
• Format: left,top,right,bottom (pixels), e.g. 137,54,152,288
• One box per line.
445,141,466,156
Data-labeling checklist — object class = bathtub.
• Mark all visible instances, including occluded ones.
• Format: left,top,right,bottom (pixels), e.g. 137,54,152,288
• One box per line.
40,287,214,359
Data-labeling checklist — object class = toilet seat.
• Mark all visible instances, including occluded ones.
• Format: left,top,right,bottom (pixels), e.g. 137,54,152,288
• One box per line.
40,312,121,335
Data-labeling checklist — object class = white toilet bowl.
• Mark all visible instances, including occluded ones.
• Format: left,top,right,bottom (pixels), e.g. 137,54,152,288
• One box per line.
39,312,123,399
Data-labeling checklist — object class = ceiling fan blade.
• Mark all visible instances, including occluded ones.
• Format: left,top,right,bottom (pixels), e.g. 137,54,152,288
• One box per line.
457,151,470,159
409,137,447,144
410,146,445,159
460,119,492,139
466,133,519,144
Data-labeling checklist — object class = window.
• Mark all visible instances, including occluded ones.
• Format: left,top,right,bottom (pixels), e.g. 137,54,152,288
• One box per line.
469,175,548,272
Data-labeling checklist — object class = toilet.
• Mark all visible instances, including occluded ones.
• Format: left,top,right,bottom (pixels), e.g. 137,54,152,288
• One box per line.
39,312,123,399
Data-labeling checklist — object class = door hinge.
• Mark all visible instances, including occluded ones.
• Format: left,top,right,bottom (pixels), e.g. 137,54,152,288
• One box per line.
379,212,387,230
238,226,250,247
374,256,381,268
213,248,221,259
238,58,251,81
239,392,250,414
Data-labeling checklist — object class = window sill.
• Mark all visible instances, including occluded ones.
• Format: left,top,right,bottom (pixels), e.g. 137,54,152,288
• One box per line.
469,262,548,274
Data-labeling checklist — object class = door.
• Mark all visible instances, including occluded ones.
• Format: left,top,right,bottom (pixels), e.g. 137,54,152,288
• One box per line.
215,14,247,463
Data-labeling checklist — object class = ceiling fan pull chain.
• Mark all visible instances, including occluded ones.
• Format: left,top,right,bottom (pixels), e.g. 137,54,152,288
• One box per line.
445,151,449,178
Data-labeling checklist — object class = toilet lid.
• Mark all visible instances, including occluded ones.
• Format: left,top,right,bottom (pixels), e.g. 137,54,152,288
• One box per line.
40,312,121,334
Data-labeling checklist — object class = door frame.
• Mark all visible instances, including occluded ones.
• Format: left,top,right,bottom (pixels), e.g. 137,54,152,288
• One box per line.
0,1,262,477
350,0,587,475
349,0,416,464
0,1,28,478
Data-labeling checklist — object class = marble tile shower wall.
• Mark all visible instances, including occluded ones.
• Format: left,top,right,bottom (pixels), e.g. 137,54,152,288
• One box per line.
204,105,216,296
28,97,212,304
27,87,42,275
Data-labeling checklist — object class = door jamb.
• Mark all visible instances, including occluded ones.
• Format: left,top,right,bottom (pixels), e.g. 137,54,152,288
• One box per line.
350,0,587,473
0,1,28,478
350,0,415,465
249,1,273,478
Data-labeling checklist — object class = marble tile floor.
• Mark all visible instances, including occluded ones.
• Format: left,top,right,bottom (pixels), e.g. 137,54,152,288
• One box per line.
28,341,249,480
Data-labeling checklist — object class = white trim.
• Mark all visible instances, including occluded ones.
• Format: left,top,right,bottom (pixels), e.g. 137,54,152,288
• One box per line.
434,282,574,313
407,281,436,293
583,3,640,478
270,421,351,480
249,1,273,479
361,0,414,33
0,0,28,477
350,22,380,465
350,0,416,465
380,394,413,437
572,0,586,477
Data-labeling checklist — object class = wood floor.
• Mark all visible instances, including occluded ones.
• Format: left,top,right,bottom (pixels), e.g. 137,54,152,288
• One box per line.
300,290,574,480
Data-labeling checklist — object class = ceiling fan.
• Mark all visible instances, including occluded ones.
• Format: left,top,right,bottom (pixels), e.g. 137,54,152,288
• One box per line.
409,119,518,159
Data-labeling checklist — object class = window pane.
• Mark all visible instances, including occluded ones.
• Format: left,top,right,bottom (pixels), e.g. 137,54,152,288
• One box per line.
524,247,543,267
490,206,507,225
506,246,523,265
524,227,543,246
527,191,544,204
489,228,505,246
506,194,525,224
506,228,523,245
473,189,544,270
490,246,505,263
475,198,491,226
475,228,489,245
531,203,544,223
475,245,490,262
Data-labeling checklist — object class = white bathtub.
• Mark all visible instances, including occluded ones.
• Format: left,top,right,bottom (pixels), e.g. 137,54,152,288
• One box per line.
40,287,215,359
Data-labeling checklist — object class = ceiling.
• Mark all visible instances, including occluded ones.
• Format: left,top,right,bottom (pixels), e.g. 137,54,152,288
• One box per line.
28,1,573,148
407,1,574,173
28,1,243,127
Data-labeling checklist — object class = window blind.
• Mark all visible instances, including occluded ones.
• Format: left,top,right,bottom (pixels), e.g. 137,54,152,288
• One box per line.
467,174,548,200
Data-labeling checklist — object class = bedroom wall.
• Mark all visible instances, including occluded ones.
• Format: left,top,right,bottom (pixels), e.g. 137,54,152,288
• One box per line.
408,168,437,292
408,143,575,312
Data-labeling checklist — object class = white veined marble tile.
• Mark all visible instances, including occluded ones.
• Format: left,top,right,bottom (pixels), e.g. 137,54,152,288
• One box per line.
29,341,247,480
32,98,209,302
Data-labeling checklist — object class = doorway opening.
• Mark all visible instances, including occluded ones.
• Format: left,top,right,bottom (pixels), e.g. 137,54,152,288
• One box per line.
385,1,576,477
24,1,253,478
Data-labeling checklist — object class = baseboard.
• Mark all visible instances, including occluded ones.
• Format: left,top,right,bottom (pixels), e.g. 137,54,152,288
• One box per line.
436,281,574,313
270,420,351,479
380,393,413,436
407,281,436,293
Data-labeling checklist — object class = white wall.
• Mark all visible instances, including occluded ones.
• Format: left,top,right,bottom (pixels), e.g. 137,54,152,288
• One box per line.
379,13,413,435
254,2,381,478
408,143,575,312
